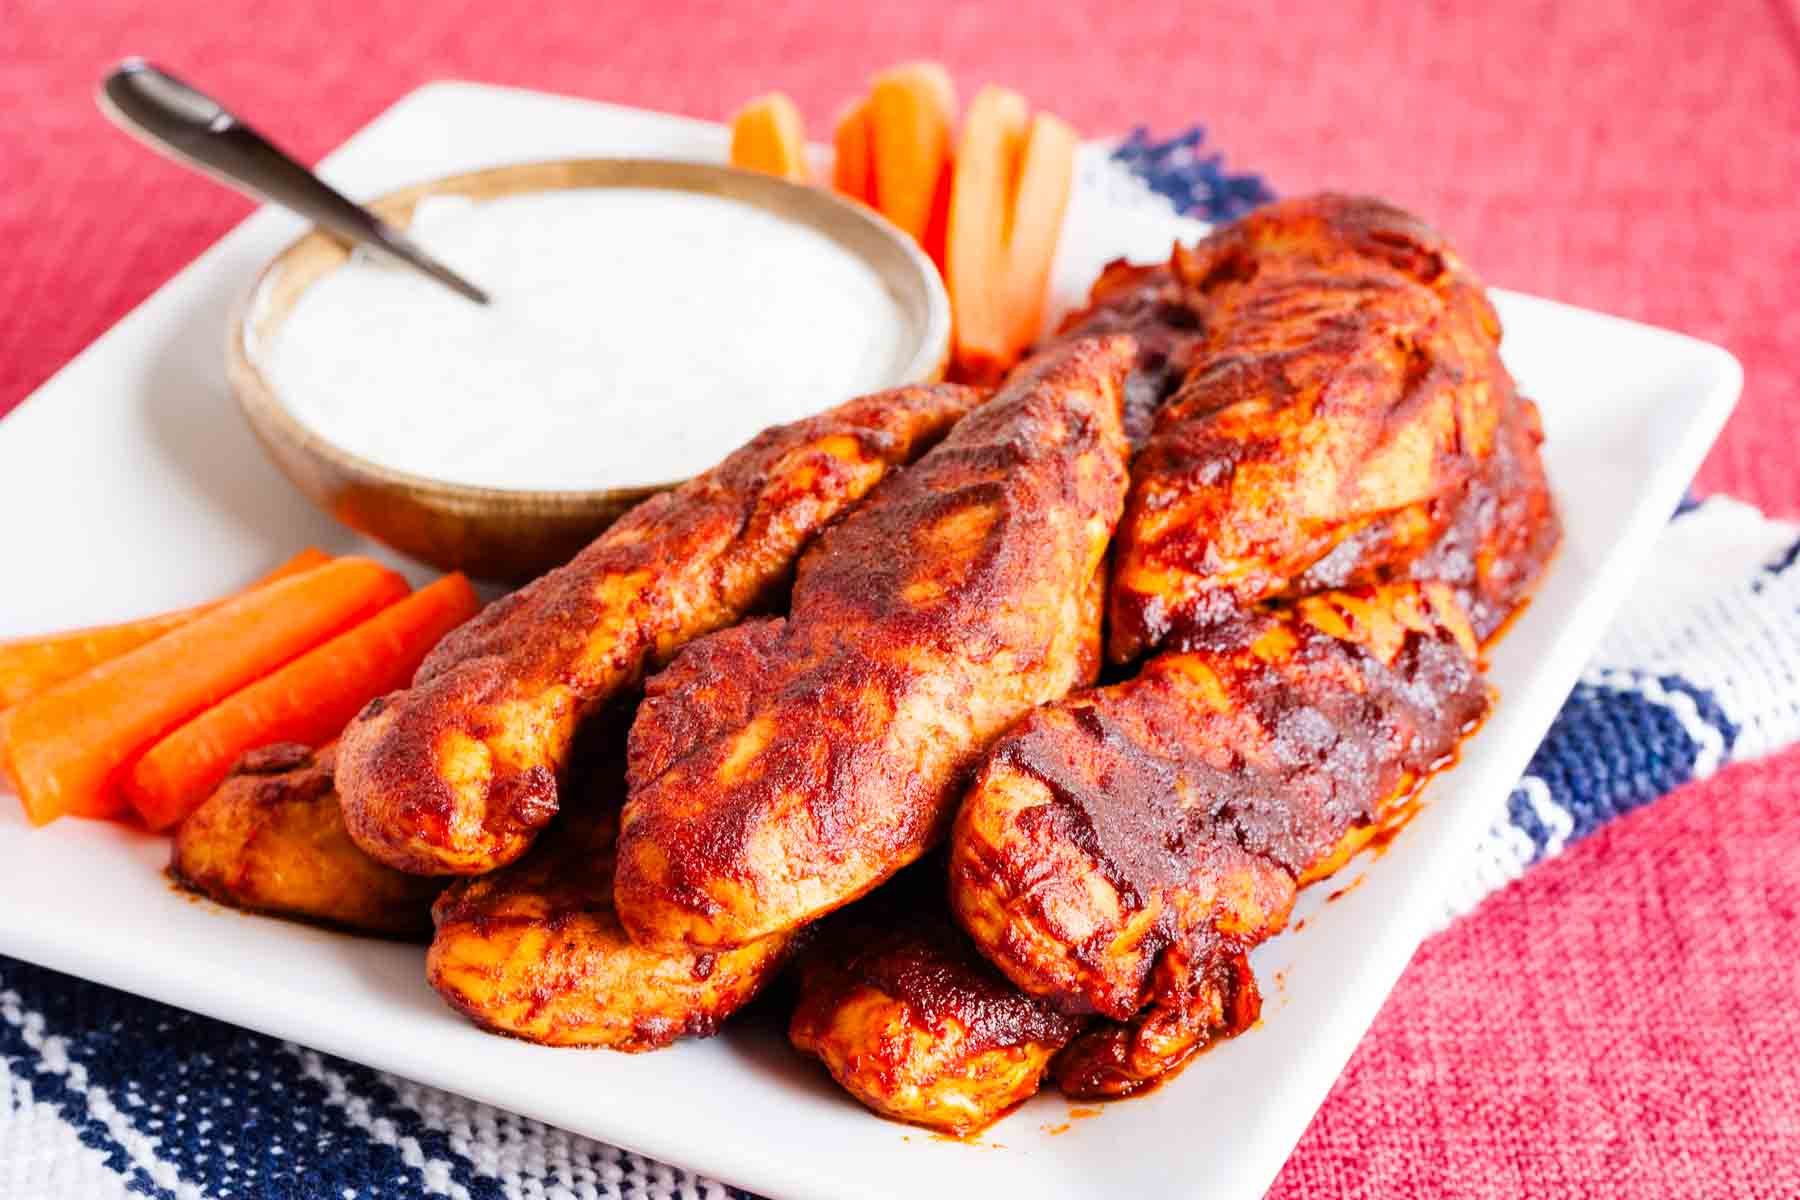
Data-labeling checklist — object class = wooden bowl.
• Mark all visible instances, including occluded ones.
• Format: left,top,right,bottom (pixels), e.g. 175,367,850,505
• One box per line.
228,158,952,582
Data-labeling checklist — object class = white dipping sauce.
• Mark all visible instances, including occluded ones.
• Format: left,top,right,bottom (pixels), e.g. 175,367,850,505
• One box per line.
260,189,911,490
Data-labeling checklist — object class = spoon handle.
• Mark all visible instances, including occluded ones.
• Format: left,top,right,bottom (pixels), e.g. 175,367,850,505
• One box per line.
98,59,489,306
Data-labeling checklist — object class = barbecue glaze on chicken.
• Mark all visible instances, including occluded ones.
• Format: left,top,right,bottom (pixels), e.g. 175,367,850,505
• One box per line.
1106,194,1557,661
789,874,1083,1134
427,803,795,1051
173,743,443,937
951,583,1490,1097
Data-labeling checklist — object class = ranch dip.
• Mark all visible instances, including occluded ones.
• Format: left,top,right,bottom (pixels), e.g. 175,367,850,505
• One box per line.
258,189,912,490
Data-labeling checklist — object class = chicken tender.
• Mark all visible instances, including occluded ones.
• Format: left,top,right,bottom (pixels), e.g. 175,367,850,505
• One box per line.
617,338,1134,951
1107,193,1558,660
427,804,794,1051
1051,945,1264,1100
789,885,1083,1135
338,383,981,876
951,583,1491,1096
172,744,442,937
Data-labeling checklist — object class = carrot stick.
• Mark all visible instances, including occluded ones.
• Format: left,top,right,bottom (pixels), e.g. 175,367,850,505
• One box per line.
729,93,811,183
946,90,1080,378
123,573,479,831
0,707,18,794
867,63,958,244
946,86,1030,381
0,548,330,710
1001,112,1078,354
2,557,409,826
921,153,955,273
832,97,876,204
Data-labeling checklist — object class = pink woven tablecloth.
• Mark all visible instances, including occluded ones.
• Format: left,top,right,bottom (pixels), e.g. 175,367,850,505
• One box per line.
4,1,1798,1194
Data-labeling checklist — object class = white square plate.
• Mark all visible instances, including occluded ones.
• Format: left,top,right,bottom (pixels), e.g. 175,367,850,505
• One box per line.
0,83,1741,1200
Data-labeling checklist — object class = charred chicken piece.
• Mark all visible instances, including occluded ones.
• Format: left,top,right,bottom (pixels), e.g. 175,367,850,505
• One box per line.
617,338,1134,951
172,743,443,937
427,803,794,1051
950,583,1491,1097
1108,193,1558,661
1395,363,1559,642
337,383,981,876
789,877,1083,1135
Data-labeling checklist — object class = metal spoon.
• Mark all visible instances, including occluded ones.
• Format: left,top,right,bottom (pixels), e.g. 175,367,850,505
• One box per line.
97,59,489,305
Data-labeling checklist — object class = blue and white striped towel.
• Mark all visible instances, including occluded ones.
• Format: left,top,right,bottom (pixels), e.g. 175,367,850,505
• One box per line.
4,134,1795,1200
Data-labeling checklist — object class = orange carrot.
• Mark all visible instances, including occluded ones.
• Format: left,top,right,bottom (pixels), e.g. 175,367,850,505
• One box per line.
730,93,811,182
2,558,409,826
123,573,478,831
0,707,18,794
946,86,1030,380
920,154,955,272
0,548,330,710
867,63,958,245
832,97,875,204
946,88,1079,378
1000,112,1078,354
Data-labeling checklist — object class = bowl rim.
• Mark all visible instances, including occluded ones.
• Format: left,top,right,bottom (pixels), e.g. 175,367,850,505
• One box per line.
226,156,954,513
